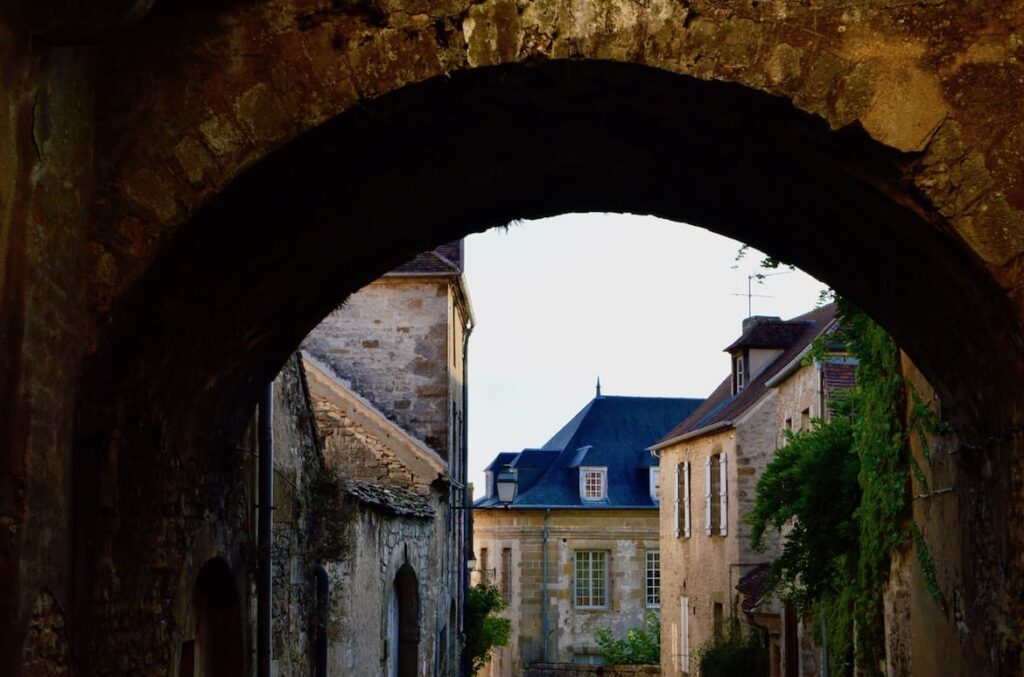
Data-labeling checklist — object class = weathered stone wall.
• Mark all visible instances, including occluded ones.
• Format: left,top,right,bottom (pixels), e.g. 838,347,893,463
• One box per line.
4,1,1024,673
884,355,968,677
303,278,455,458
0,25,97,674
323,496,453,676
474,508,659,675
266,356,321,676
659,428,739,676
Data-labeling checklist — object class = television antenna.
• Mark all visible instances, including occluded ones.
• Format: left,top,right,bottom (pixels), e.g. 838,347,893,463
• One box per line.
733,270,791,317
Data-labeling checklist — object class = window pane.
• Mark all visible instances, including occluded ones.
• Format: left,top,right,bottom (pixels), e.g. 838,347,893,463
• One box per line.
646,551,660,607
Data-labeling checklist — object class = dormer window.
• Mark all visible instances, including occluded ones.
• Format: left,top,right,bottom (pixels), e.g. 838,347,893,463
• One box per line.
649,467,660,502
580,467,607,500
733,354,747,394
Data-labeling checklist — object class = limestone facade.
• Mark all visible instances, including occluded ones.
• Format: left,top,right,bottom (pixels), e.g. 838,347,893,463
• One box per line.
654,310,839,676
473,508,659,675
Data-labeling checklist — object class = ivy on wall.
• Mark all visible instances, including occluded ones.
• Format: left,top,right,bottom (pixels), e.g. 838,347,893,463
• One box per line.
747,298,948,675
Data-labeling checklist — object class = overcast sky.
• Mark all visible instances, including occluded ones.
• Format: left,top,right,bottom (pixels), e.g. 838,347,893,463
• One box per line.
463,213,828,495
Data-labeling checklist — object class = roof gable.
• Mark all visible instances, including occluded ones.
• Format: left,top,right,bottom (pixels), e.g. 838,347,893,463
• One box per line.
656,304,837,445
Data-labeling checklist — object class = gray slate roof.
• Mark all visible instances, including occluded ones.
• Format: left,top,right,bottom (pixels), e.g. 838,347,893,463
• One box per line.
344,478,435,519
475,394,702,509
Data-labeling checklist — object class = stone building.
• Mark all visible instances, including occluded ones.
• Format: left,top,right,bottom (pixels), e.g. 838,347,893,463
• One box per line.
168,242,474,677
650,305,842,677
473,390,701,674
299,241,475,675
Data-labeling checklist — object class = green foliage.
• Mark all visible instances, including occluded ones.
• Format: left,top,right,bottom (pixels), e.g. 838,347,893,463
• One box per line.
694,617,768,677
594,612,661,665
747,414,860,608
911,522,948,612
464,580,511,674
746,298,951,676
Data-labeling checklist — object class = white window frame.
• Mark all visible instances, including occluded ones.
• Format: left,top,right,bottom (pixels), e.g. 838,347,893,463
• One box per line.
645,551,660,608
649,467,660,502
574,550,608,608
734,354,746,393
579,466,607,501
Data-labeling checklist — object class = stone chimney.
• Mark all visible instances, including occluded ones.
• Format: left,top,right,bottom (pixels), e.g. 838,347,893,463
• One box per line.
741,315,782,333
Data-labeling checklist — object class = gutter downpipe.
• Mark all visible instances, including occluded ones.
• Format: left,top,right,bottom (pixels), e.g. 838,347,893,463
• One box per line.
460,318,474,677
257,383,274,677
542,508,551,662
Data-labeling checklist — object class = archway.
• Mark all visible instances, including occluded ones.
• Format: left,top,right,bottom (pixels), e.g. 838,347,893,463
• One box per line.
388,563,420,677
185,558,244,677
78,55,1024,677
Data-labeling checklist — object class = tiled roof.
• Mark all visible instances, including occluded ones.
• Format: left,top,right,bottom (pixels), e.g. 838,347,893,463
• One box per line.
390,241,463,274
736,563,771,613
343,478,436,519
475,394,703,509
658,304,838,445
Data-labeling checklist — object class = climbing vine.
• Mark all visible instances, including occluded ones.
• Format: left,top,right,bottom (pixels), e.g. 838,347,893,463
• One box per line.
747,298,950,675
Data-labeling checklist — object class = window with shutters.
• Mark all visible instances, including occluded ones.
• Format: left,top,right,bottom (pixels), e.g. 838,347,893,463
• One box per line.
645,551,660,608
706,453,728,536
574,551,608,608
675,461,691,539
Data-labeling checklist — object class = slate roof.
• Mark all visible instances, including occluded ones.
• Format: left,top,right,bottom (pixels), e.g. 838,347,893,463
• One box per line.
656,304,838,445
343,478,436,519
390,241,463,275
475,394,703,509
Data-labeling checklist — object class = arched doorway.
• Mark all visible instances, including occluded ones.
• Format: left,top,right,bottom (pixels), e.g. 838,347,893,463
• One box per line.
387,563,420,677
184,558,243,677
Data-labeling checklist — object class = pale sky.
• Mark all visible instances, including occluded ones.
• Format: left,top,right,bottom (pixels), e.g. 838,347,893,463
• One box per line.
463,213,828,496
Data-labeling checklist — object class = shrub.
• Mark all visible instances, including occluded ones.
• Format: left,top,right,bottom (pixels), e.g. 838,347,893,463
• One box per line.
594,611,660,665
694,617,768,677
464,579,512,674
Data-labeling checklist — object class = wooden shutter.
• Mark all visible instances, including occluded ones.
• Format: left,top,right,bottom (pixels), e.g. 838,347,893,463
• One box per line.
704,457,712,535
719,453,728,537
683,461,691,538
673,463,680,538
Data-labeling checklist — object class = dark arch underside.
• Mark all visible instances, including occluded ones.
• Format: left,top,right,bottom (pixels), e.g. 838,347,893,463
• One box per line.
89,58,1021,454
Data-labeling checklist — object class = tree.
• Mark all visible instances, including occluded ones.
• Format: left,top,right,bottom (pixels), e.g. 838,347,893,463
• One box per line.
463,579,511,674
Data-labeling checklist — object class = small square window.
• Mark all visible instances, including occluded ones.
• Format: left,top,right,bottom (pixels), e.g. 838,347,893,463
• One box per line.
580,467,607,500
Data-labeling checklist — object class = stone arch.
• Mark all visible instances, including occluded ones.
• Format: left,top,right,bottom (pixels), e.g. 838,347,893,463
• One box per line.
185,558,244,677
68,2,1024,674
388,563,420,677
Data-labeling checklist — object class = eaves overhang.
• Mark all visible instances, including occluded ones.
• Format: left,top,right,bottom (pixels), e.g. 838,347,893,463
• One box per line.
648,420,734,451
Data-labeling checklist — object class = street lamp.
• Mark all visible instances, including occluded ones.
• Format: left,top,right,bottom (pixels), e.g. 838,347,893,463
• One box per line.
495,465,518,507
